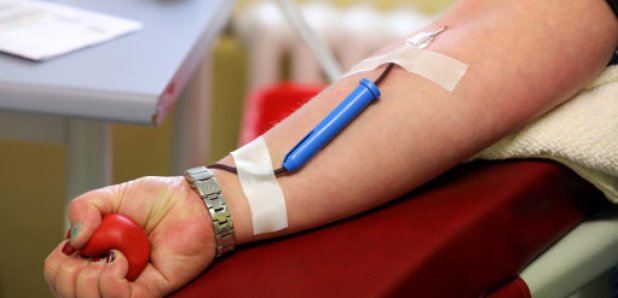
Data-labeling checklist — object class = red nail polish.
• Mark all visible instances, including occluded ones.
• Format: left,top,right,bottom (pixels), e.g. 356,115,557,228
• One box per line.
65,228,71,239
61,242,76,256
106,251,116,263
91,257,102,262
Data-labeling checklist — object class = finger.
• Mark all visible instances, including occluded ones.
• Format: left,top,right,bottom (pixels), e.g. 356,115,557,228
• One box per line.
44,241,73,296
67,186,123,248
75,257,106,298
54,250,91,298
99,250,132,298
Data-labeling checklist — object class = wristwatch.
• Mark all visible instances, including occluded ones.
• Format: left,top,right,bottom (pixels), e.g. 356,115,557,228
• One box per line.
184,166,235,257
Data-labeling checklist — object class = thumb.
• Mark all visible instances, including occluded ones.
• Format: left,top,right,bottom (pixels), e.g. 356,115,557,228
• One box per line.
67,186,121,248
99,250,132,297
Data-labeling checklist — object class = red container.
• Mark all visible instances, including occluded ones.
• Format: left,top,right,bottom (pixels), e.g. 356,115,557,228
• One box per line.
239,82,325,145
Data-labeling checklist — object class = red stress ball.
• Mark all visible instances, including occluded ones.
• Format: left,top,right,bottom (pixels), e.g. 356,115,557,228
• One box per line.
80,214,151,281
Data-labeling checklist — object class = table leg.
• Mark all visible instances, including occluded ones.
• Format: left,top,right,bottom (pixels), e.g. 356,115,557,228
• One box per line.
172,53,213,174
65,119,111,229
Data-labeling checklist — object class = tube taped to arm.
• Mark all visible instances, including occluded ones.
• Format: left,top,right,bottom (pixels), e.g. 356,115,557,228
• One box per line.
344,44,468,92
231,136,288,234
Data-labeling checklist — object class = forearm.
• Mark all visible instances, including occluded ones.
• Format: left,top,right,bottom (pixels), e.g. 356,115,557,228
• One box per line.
216,0,618,243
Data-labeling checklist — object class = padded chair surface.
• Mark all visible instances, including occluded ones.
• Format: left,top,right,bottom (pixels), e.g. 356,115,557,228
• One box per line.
172,160,604,298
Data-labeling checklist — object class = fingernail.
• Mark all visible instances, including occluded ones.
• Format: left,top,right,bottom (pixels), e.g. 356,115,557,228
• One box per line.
91,257,102,262
70,224,79,241
61,242,76,256
106,251,116,263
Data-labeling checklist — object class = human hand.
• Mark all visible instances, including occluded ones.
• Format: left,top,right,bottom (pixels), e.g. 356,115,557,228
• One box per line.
44,176,215,297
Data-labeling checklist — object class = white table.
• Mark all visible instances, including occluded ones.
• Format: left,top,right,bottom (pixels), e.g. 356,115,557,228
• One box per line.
0,0,235,223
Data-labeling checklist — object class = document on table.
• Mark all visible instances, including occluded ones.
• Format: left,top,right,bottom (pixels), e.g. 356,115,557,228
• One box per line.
0,0,142,61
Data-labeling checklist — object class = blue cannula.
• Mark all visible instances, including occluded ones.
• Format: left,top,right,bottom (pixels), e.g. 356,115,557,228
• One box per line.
282,78,381,172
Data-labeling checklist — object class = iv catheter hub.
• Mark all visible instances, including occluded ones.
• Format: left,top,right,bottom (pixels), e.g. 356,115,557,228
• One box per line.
282,78,381,172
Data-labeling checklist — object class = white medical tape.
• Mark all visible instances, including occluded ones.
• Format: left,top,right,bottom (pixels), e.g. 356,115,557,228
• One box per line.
231,136,288,234
343,44,468,92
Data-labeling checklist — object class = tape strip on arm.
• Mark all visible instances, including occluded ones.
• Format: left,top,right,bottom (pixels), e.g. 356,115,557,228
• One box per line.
344,43,468,92
231,137,288,234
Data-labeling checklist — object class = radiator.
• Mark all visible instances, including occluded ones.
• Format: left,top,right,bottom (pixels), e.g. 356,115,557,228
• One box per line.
233,1,434,90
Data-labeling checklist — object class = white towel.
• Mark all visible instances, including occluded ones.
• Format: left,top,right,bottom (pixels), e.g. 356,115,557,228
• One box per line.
473,65,618,203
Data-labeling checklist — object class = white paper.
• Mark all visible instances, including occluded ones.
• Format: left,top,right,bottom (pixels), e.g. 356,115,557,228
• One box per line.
0,0,142,61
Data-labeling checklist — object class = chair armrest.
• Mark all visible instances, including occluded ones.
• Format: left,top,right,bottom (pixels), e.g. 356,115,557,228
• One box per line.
172,160,604,297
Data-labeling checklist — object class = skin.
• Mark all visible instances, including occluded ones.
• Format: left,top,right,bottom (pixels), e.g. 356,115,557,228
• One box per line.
44,0,618,296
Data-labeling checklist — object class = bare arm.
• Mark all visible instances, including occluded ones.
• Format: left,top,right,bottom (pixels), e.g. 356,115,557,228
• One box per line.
218,0,618,243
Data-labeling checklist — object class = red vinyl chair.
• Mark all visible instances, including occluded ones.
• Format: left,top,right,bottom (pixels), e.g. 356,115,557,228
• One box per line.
172,83,609,298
